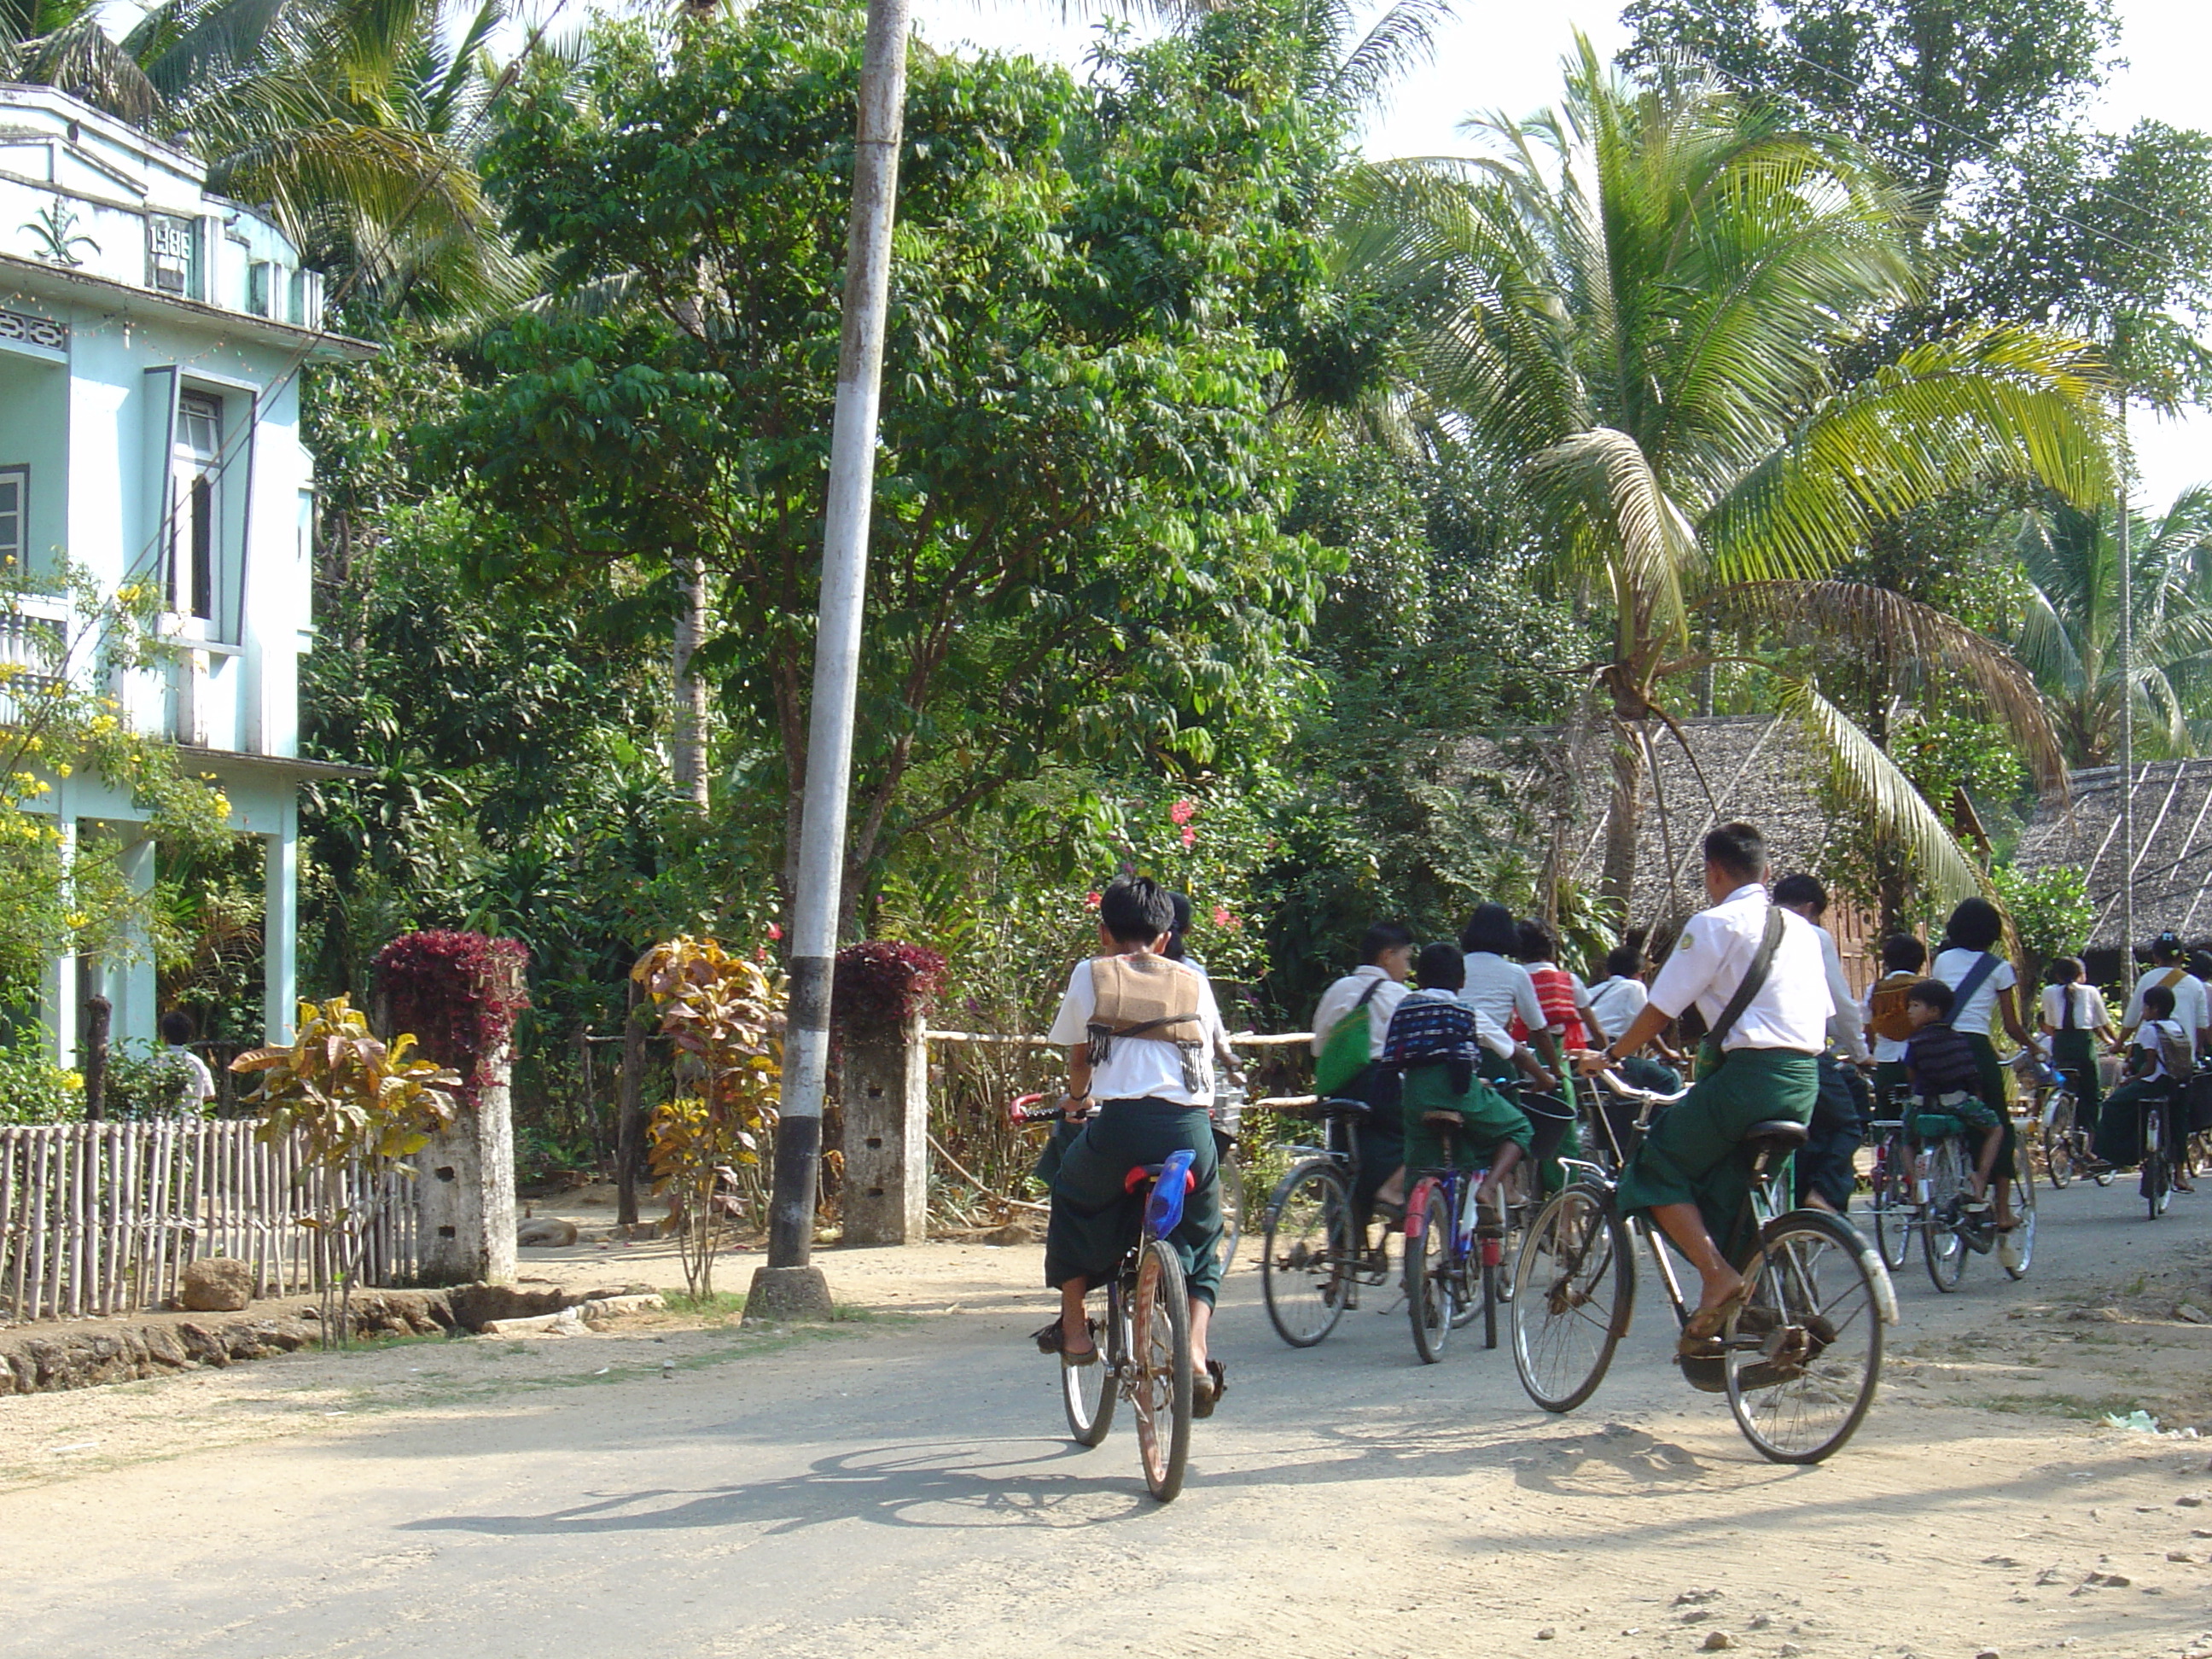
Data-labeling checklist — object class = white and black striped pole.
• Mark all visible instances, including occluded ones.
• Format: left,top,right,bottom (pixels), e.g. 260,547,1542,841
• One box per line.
752,0,911,1317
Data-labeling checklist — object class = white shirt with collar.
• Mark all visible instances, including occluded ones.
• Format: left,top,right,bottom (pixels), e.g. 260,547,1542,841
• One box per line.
1586,975,1648,1042
1311,963,1410,1062
2124,965,2209,1057
1812,922,1870,1062
1046,956,1227,1105
1646,883,1833,1052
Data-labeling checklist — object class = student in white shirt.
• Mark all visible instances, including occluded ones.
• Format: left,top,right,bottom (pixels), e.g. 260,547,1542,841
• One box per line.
1586,946,1650,1052
2037,955,2112,1127
1576,822,1831,1347
1309,923,1415,1219
1771,874,1870,1213
1929,897,2035,1229
1039,877,1231,1410
2093,982,2192,1179
158,1011,218,1113
2120,932,2210,1063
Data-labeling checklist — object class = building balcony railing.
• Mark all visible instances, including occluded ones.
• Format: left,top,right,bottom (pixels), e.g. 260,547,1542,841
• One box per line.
0,606,69,730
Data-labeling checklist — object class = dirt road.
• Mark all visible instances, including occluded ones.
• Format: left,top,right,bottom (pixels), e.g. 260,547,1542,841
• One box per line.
5,1176,2212,1659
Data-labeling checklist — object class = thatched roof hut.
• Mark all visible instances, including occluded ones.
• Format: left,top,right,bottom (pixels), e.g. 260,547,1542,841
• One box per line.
2015,760,2212,953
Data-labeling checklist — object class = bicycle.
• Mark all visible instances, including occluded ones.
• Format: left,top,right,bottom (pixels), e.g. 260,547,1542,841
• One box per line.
1403,1114,1529,1360
1214,1084,1246,1276
2139,1085,2177,1221
1511,1068,1895,1465
1013,1095,1199,1502
1257,1094,1397,1348
1862,1086,1914,1273
2033,1062,2109,1190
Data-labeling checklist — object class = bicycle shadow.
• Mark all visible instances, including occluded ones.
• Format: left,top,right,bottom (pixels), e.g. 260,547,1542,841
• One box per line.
398,1436,1165,1539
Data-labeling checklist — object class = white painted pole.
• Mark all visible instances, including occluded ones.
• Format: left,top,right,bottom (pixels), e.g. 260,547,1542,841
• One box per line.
2118,408,2135,965
760,0,911,1283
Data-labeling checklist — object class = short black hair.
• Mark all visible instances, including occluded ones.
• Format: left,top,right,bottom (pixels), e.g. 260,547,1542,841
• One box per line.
1516,919,1557,963
1460,902,1519,956
1417,941,1465,992
1097,876,1174,947
1604,945,1641,979
2151,929,2186,961
1359,922,1415,965
2145,984,2178,1018
2191,950,2212,980
1703,822,1767,882
1941,897,2005,954
2045,955,2084,986
160,1010,195,1046
1771,873,1827,915
1906,978,1955,1017
1881,934,1926,973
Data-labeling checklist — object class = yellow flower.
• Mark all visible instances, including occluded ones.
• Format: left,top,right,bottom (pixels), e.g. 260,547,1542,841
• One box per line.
55,763,69,778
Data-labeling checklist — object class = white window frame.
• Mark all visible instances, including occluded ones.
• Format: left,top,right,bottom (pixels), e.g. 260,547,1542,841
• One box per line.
0,466,24,569
169,392,222,630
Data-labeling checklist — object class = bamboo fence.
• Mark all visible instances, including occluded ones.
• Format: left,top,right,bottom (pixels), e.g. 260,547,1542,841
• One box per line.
0,1121,420,1325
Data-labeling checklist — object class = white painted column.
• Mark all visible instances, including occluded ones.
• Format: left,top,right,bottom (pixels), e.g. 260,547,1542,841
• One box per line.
263,795,298,1042
109,835,157,1050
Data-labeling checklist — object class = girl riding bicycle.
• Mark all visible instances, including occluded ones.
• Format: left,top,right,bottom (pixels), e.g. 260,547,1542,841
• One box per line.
1382,944,1536,1214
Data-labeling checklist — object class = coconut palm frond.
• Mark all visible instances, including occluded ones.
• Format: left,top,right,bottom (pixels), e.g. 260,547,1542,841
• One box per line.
1707,328,2115,584
1326,0,1452,110
1775,676,1987,907
11,14,162,122
1702,579,2068,790
1527,426,1697,646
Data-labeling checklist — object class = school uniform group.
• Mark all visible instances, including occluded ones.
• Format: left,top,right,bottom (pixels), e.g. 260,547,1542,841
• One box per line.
1033,829,2207,1397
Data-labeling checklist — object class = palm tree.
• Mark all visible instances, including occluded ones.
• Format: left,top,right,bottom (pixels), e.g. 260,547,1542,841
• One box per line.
1339,39,2111,910
3,0,521,320
2014,485,2212,767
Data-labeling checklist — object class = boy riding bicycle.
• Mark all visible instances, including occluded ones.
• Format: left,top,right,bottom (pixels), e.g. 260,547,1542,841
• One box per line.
1382,943,1538,1218
1901,979,2008,1222
2093,982,2192,1175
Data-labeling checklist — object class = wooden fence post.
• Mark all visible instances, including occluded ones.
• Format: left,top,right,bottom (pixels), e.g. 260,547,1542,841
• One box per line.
618,978,644,1228
81,996,110,1123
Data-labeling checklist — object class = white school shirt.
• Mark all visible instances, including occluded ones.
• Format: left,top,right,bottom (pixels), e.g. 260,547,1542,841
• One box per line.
1646,884,1832,1052
1931,947,2017,1039
1813,923,1869,1062
2124,967,2209,1057
1046,956,1226,1105
1310,965,1410,1062
1461,952,1546,1036
1586,975,1648,1043
2133,1018,2191,1081
2039,983,2110,1032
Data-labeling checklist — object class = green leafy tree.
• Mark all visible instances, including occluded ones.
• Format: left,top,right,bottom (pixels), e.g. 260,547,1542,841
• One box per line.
2012,485,2212,765
434,3,1339,918
1342,43,2110,911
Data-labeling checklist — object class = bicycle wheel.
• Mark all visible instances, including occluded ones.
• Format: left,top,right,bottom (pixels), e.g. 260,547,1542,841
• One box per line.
1407,1180,1454,1363
1260,1160,1354,1348
1449,1181,1484,1331
1511,1183,1634,1413
1131,1240,1192,1502
1215,1147,1243,1276
1060,1287,1115,1447
2043,1094,2077,1190
1725,1209,1884,1464
2145,1113,2172,1220
1922,1139,1967,1293
1870,1139,1912,1272
2001,1126,2035,1280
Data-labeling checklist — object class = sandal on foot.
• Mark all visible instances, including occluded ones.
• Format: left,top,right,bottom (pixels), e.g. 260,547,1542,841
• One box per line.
1033,1319,1098,1363
1191,1359,1226,1418
1679,1278,1755,1352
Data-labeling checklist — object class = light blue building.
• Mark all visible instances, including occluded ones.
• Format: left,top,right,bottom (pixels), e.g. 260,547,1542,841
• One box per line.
0,84,373,1060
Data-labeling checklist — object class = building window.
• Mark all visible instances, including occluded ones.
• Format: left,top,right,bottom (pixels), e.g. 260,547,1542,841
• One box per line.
148,215,197,296
169,393,221,621
0,468,23,568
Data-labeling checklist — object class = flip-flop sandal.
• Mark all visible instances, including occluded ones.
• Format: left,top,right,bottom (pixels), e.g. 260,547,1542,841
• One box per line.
1679,1278,1755,1352
1033,1319,1099,1363
1191,1359,1226,1418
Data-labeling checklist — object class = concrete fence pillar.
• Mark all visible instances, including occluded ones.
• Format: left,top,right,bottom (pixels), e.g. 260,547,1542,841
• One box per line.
840,1011,928,1246
417,1042,517,1286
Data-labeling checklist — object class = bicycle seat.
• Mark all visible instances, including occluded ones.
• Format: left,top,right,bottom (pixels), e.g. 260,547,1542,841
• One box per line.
1122,1161,1199,1195
1420,1109,1463,1126
1740,1119,1809,1158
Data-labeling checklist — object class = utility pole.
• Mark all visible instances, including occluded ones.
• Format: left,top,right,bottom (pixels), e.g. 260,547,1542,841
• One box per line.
2117,410,2136,970
749,0,910,1318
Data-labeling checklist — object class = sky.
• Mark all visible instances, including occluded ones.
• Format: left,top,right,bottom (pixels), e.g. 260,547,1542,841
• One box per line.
899,0,2212,509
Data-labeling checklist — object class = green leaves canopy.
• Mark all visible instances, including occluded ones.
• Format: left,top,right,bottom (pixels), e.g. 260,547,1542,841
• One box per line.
433,2,1341,895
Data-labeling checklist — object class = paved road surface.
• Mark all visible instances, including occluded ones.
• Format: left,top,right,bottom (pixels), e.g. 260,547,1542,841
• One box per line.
5,1174,2212,1659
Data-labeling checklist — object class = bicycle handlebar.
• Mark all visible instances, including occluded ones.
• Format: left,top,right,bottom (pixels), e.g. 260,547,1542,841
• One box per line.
1590,1068,1691,1108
